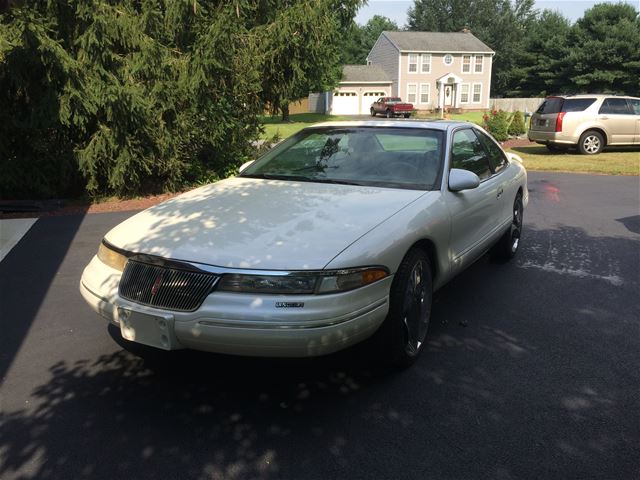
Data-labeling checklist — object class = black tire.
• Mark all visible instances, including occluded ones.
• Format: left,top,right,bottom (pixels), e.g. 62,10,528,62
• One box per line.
377,248,433,368
578,130,604,155
370,108,376,117
403,113,410,119
546,144,565,153
492,193,523,261
385,109,392,118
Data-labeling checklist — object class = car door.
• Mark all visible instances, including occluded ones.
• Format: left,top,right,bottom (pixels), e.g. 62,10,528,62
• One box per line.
598,98,636,144
628,98,640,143
445,128,503,273
475,128,512,227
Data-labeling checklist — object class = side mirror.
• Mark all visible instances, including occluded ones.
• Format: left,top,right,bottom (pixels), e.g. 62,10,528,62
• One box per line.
239,160,254,173
449,168,480,192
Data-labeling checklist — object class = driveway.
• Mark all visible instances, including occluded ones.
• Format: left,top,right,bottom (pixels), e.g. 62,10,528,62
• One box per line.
1,172,638,480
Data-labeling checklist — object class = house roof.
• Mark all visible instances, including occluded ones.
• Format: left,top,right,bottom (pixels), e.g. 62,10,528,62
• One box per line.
382,31,494,53
341,64,391,83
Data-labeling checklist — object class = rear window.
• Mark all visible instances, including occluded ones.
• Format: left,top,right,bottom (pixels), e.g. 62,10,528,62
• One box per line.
536,97,564,114
562,98,596,112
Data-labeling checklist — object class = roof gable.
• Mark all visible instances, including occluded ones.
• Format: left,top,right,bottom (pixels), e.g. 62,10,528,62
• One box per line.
382,31,494,53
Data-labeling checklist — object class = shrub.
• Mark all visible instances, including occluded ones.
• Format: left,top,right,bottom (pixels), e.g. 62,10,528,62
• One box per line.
508,111,527,136
482,109,510,141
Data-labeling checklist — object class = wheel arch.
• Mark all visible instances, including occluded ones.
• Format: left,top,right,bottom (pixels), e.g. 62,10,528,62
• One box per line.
580,127,608,146
407,238,439,284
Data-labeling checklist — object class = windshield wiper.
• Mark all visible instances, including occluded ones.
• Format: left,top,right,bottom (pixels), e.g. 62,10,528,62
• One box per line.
311,178,366,186
241,173,315,182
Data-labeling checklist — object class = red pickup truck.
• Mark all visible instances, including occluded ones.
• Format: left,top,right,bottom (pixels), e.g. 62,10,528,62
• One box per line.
370,97,414,118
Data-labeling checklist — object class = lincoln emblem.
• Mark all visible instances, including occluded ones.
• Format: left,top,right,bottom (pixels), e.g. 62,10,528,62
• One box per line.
150,274,163,295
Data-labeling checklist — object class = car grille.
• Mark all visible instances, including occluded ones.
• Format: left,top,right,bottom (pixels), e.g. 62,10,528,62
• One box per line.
119,260,218,312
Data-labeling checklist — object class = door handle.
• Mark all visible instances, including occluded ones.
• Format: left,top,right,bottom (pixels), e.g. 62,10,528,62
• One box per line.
600,116,609,120
497,187,503,198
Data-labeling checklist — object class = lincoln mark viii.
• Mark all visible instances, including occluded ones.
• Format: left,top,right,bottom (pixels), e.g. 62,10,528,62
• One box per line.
80,121,527,367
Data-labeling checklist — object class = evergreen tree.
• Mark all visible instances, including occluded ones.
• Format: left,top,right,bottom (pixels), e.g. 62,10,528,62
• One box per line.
341,15,399,65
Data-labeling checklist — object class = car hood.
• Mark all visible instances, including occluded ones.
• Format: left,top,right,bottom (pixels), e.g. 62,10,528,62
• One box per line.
105,177,428,270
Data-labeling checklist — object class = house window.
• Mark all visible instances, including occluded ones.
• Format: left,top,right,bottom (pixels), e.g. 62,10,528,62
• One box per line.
421,54,431,73
443,54,453,66
460,84,470,103
409,54,418,73
462,55,471,73
472,83,482,103
475,55,484,73
407,84,418,103
420,83,430,104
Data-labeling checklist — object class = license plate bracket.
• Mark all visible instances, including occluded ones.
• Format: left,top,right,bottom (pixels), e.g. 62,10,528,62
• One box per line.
117,307,178,350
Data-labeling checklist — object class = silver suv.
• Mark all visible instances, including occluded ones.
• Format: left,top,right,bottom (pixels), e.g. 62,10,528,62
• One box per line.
528,95,640,154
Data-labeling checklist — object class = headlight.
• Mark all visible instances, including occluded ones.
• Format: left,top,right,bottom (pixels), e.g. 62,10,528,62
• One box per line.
217,267,389,295
97,241,128,272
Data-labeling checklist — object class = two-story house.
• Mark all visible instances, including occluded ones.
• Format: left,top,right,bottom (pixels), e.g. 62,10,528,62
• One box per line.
324,30,494,115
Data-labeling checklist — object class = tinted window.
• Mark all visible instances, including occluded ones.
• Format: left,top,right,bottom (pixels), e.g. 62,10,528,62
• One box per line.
451,129,491,180
242,127,444,190
562,98,596,112
599,98,632,115
476,130,507,173
627,99,640,115
536,97,563,114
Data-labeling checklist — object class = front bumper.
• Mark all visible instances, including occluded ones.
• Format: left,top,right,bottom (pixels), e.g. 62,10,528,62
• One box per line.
80,255,391,357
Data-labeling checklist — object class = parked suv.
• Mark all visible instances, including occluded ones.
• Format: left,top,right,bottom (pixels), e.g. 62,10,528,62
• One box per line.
528,95,640,154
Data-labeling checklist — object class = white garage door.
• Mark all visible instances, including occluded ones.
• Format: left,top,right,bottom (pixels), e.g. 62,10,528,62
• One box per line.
361,91,386,114
332,91,359,115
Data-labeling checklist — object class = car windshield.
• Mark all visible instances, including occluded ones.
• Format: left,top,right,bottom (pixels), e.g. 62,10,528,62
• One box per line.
241,127,444,191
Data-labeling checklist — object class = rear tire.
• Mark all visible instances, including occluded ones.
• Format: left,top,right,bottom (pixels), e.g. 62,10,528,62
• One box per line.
546,144,566,153
377,248,432,368
492,193,523,262
578,130,604,155
403,113,410,119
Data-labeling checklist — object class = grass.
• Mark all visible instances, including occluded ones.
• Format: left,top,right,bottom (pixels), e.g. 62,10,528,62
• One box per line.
259,112,484,140
508,145,640,176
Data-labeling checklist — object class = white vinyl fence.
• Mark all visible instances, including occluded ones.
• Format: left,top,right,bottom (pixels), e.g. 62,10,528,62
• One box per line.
489,98,544,113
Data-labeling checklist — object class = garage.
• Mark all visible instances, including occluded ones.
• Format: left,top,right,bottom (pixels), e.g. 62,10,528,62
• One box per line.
332,91,359,115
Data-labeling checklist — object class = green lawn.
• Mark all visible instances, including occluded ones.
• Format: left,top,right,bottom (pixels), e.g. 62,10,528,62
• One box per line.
259,112,484,140
508,145,640,176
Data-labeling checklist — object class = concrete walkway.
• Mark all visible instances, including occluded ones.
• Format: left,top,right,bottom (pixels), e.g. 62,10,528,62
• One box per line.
0,218,38,262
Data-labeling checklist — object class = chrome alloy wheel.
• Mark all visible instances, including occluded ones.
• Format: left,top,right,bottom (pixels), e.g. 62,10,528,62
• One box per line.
582,134,601,154
511,196,523,253
402,259,432,356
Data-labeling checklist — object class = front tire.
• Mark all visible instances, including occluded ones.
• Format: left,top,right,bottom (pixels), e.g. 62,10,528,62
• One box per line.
379,248,433,367
385,109,392,118
370,108,376,117
578,130,604,155
492,193,523,261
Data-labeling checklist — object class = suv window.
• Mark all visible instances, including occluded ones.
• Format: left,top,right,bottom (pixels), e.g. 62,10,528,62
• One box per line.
536,97,564,114
475,130,507,173
451,129,491,180
599,98,632,115
562,98,596,112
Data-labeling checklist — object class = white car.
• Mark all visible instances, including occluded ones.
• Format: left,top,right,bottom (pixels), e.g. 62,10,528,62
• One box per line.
80,121,527,367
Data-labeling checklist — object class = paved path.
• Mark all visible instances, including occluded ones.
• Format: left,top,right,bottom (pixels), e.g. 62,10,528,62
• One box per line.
0,218,37,262
1,172,639,480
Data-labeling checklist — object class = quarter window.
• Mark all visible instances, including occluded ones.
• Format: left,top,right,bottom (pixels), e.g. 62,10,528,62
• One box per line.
629,99,640,115
460,84,470,103
407,84,418,103
451,129,491,181
421,54,431,73
474,55,483,73
462,55,471,73
443,54,453,66
419,83,430,104
409,54,418,73
472,83,482,103
476,130,507,173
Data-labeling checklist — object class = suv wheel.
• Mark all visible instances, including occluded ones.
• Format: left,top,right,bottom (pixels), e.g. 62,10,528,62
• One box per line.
579,130,604,155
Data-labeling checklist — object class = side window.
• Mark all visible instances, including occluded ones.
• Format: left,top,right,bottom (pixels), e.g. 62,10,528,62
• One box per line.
628,99,640,115
451,129,491,180
475,130,508,173
599,98,632,115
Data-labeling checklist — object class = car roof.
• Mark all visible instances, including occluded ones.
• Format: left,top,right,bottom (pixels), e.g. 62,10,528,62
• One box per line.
547,94,640,100
309,120,475,132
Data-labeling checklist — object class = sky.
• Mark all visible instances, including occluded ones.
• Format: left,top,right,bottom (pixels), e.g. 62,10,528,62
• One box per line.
355,0,640,26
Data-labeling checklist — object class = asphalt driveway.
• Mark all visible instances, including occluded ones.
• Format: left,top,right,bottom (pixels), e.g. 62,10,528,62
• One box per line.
1,172,638,480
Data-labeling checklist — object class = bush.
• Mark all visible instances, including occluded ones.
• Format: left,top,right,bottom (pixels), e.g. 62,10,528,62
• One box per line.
482,110,510,141
508,111,527,136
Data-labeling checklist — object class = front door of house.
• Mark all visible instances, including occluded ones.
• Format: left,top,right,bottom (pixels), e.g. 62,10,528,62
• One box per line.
444,84,454,107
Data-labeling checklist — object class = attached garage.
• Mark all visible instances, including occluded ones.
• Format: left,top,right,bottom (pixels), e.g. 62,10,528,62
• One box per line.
328,65,392,115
